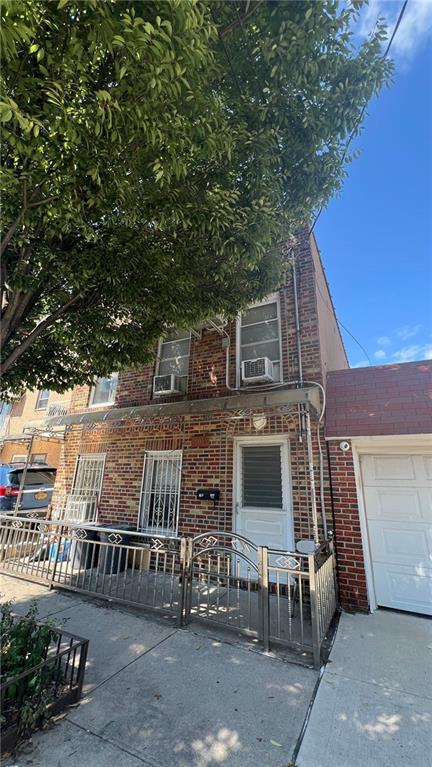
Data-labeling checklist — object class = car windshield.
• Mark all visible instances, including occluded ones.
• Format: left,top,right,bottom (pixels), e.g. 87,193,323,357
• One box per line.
9,470,56,487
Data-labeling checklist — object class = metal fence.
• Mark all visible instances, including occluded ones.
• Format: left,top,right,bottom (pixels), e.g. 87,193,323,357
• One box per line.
1,615,88,753
0,516,337,667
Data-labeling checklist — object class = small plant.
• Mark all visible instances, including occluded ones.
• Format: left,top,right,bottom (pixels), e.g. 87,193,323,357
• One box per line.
1,601,58,737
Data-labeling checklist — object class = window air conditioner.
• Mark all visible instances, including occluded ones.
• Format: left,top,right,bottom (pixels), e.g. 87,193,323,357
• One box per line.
153,374,182,396
241,357,274,384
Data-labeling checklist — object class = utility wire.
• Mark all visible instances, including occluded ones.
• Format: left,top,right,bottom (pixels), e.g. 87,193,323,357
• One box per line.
309,0,409,236
313,271,372,366
307,0,408,366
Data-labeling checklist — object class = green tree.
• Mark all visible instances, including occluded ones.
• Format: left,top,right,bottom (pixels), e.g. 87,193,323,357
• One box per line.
0,0,391,396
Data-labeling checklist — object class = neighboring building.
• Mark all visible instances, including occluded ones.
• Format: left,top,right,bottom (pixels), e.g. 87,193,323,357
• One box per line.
0,389,72,467
47,226,350,578
326,360,432,616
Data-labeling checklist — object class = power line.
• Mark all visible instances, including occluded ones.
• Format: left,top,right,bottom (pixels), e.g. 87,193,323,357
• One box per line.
313,268,372,366
309,0,409,236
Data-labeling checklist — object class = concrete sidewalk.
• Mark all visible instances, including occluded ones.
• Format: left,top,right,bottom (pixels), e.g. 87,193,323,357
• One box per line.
1,574,318,767
297,610,432,767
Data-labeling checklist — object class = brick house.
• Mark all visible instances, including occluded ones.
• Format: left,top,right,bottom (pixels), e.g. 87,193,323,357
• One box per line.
0,389,71,467
326,361,432,616
48,226,351,598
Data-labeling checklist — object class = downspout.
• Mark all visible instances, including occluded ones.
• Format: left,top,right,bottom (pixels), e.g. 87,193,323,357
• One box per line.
305,403,319,545
291,253,303,385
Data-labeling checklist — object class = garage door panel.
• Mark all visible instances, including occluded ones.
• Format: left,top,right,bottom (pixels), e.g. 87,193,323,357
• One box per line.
363,487,431,522
368,520,432,567
372,563,432,616
361,452,432,616
362,454,432,486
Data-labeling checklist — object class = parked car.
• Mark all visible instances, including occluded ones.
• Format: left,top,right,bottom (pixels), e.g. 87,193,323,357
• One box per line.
0,463,57,512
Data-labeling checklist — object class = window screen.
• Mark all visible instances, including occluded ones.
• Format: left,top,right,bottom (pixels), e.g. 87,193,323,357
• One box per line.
241,445,283,508
240,300,281,380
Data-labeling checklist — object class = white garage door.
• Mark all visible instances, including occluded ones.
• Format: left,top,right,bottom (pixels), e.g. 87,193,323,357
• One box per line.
361,453,432,615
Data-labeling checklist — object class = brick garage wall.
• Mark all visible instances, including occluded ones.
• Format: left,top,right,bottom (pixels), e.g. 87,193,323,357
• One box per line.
327,441,368,611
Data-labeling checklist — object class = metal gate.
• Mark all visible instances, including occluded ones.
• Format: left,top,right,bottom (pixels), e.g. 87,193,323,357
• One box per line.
184,532,266,641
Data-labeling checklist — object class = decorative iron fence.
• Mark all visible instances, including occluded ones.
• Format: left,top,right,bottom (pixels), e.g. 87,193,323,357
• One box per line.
0,516,337,667
0,616,88,754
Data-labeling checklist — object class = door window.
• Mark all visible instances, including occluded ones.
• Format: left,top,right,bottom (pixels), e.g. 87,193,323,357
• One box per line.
241,444,283,508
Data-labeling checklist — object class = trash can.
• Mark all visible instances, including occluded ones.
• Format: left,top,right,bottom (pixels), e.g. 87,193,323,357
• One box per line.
97,525,135,574
70,526,100,569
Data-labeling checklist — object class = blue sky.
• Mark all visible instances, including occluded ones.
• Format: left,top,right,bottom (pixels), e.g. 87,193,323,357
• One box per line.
316,0,432,368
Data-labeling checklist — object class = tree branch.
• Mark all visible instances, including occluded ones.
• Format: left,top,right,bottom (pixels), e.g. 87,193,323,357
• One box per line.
1,293,84,376
0,196,58,257
219,1,265,39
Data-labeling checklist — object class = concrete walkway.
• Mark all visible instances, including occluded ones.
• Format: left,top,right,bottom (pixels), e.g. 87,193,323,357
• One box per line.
297,610,432,767
1,574,318,767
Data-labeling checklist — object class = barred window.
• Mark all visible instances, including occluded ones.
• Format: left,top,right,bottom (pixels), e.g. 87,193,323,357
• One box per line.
139,451,182,535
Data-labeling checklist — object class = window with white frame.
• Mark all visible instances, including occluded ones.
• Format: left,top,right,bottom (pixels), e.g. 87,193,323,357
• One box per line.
139,451,182,535
31,453,47,464
158,331,190,376
35,389,50,410
240,296,282,381
156,330,191,393
12,454,27,463
89,373,118,406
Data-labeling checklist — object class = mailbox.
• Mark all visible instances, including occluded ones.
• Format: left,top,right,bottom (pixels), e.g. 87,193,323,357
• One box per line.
196,488,220,502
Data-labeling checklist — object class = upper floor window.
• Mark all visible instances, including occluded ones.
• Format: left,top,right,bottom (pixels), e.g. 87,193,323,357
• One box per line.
89,373,118,407
35,389,50,410
240,295,281,381
157,330,191,388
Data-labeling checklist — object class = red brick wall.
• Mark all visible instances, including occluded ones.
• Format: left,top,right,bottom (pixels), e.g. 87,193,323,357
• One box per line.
68,226,331,415
326,361,432,438
55,410,329,543
327,441,368,611
56,226,352,601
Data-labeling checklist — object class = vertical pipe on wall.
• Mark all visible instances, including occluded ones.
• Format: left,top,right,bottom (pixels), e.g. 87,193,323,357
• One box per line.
305,404,319,545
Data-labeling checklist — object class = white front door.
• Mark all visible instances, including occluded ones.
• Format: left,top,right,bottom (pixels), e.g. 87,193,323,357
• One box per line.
361,453,432,615
235,437,293,552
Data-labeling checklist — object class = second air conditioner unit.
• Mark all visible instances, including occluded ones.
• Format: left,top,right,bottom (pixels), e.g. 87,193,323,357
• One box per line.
153,374,182,396
241,357,274,384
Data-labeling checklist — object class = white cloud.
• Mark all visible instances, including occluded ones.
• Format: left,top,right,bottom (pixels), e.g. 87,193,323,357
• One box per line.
352,361,369,368
392,344,432,362
374,349,387,359
377,336,391,346
357,0,432,63
397,324,422,341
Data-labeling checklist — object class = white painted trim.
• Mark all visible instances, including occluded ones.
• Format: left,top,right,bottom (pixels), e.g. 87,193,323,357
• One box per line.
327,433,432,448
233,434,294,550
351,445,377,611
88,373,118,408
